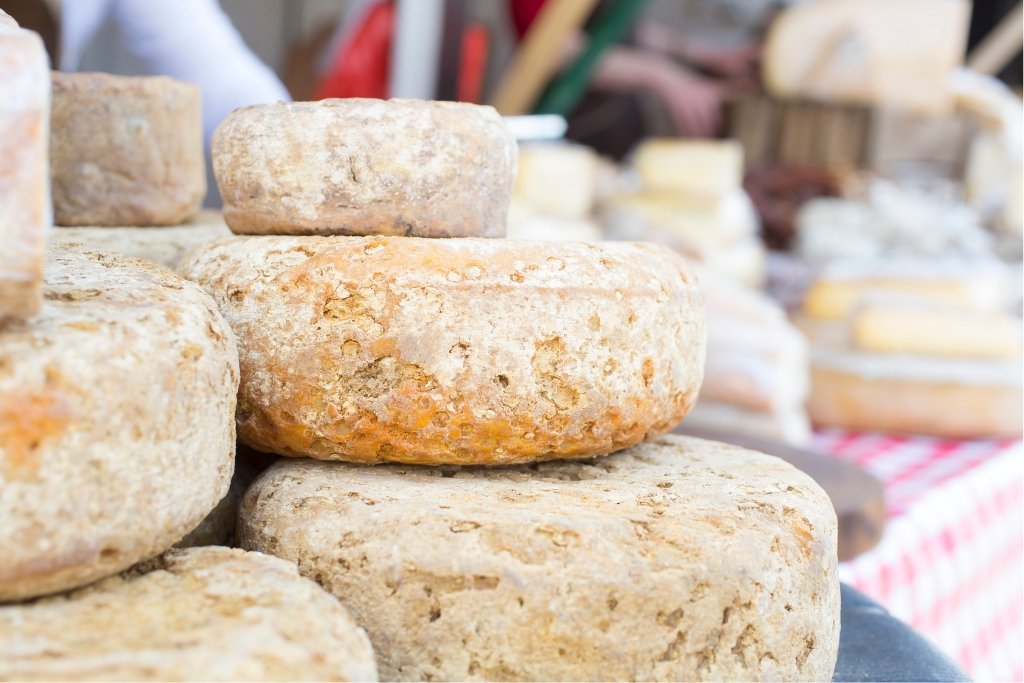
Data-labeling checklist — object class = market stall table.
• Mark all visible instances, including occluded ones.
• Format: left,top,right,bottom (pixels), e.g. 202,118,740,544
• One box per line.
815,430,1024,682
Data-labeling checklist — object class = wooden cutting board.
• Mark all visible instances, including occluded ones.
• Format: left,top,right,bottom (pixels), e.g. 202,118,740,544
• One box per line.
674,425,886,562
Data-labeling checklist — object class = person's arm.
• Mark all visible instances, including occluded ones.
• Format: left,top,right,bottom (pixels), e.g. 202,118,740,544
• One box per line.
634,20,759,78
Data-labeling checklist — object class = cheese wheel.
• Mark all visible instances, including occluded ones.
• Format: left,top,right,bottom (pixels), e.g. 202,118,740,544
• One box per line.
238,435,840,681
809,352,1022,438
0,12,49,319
51,72,205,227
213,99,516,237
0,248,238,601
51,211,233,269
0,547,378,681
684,401,812,446
180,236,705,465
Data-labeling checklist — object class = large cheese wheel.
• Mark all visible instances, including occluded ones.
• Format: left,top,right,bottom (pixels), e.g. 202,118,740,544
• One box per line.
51,211,233,270
51,72,205,227
180,236,705,465
0,11,49,319
238,435,840,681
0,248,238,601
0,547,378,681
213,99,516,237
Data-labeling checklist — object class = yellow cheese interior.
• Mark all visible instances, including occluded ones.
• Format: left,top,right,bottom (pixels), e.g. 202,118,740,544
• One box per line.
802,278,1002,321
852,305,1022,358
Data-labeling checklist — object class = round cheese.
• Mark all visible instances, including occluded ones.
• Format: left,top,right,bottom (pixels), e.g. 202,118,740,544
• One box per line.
179,236,705,465
213,99,516,237
0,547,378,681
238,435,840,681
0,248,238,601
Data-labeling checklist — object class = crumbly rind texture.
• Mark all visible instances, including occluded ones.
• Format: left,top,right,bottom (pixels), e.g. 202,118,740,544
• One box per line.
0,248,238,601
213,98,516,237
180,236,705,465
51,210,232,269
0,15,49,319
238,435,840,681
0,547,378,681
51,72,205,226
809,364,1023,438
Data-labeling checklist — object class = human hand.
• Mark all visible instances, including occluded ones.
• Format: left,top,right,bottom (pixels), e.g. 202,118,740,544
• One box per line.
651,63,728,137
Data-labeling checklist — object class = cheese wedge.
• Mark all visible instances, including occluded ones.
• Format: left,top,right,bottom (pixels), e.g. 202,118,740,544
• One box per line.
632,138,743,197
514,142,598,219
853,305,1022,359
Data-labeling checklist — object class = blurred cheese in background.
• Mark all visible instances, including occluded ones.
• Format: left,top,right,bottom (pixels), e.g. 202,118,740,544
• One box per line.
599,139,765,288
507,142,603,242
686,267,811,445
763,0,971,115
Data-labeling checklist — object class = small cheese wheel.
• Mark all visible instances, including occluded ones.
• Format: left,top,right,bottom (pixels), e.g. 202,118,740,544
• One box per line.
213,98,516,237
51,211,233,270
51,72,205,227
238,435,840,682
0,547,378,681
0,12,49,319
180,236,705,465
0,248,238,601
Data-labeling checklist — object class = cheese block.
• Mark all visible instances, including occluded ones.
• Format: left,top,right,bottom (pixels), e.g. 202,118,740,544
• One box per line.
51,72,205,226
632,138,743,197
809,353,1022,438
214,99,516,237
763,0,970,114
506,199,602,241
0,11,49,319
852,305,1022,359
0,248,238,601
801,268,1011,321
238,435,840,681
684,401,812,446
0,547,378,681
51,211,232,269
514,142,598,219
179,236,705,465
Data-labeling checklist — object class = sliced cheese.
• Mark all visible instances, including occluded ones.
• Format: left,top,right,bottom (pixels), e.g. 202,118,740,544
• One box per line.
852,305,1022,359
514,142,598,220
632,138,743,197
764,0,970,114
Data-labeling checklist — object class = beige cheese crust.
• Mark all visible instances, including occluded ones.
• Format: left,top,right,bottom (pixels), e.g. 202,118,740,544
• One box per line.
0,548,378,681
52,211,233,269
0,248,238,601
51,72,205,227
238,435,840,682
0,12,49,319
181,236,706,465
213,98,516,237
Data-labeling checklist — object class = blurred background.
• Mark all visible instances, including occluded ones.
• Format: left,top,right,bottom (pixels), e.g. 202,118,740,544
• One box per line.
4,0,1021,680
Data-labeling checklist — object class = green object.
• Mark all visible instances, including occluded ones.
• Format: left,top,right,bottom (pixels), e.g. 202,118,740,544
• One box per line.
533,0,650,116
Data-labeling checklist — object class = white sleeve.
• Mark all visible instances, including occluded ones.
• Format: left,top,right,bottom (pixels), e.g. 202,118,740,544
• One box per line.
105,0,292,145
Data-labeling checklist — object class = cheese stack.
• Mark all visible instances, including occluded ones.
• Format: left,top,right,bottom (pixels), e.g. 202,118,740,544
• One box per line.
173,98,841,680
48,72,233,268
507,142,603,241
688,268,811,445
599,138,765,288
797,262,1023,438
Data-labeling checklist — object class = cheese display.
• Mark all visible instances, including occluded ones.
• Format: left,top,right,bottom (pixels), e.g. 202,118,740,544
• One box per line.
0,10,49,319
690,269,811,445
506,198,602,241
50,72,205,227
0,548,378,682
51,211,233,269
213,99,516,237
798,262,1022,438
600,140,765,287
239,436,840,682
0,248,238,601
180,236,705,465
763,0,971,114
514,142,599,220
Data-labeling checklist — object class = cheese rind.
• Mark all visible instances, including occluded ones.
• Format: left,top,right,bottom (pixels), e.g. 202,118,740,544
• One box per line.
0,13,49,318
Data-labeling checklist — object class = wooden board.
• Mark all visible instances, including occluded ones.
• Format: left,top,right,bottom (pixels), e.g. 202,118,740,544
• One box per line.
674,425,886,562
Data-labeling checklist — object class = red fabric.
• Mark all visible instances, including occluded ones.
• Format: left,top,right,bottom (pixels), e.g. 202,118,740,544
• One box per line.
509,0,547,39
457,24,489,104
315,2,394,100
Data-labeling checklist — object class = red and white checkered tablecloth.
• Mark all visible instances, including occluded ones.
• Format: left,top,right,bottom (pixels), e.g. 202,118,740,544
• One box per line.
813,430,1024,682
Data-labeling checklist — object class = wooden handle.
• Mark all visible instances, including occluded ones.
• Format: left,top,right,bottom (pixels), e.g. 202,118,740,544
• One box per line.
967,3,1024,76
